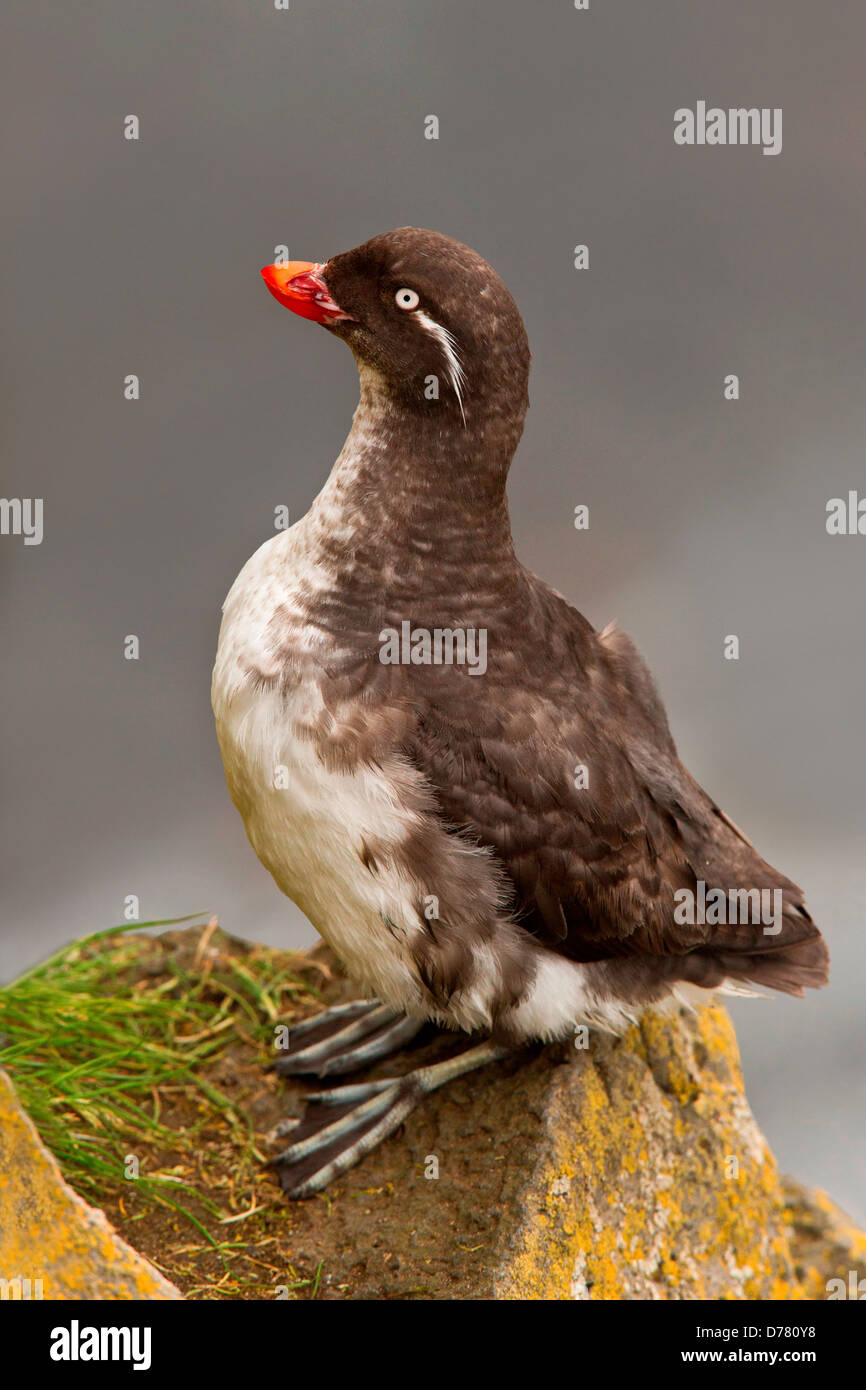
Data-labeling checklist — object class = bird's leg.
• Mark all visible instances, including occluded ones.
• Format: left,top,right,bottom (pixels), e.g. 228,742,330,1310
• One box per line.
269,1038,512,1199
275,998,426,1078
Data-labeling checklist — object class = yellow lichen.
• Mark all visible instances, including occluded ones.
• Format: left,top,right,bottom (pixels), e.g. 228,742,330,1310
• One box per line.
0,1070,179,1300
494,1005,864,1301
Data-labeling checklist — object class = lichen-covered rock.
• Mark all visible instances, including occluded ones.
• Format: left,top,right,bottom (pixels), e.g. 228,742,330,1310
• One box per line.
779,1177,866,1301
0,1069,181,1300
261,981,866,1300
488,1006,863,1300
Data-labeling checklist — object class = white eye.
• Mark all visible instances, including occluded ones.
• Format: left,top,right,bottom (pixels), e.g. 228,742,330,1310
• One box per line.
395,287,420,310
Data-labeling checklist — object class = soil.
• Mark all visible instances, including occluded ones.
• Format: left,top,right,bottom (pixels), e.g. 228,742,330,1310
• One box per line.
98,925,557,1300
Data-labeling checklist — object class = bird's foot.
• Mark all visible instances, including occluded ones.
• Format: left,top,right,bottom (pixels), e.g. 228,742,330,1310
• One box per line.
269,1039,511,1198
275,998,425,1078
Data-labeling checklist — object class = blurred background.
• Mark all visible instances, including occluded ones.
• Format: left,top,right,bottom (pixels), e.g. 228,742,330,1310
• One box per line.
3,1,864,1221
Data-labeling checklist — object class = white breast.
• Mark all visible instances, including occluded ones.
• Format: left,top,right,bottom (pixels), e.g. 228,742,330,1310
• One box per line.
211,525,428,1014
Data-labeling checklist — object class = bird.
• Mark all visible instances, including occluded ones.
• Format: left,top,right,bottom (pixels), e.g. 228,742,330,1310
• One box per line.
211,227,829,1198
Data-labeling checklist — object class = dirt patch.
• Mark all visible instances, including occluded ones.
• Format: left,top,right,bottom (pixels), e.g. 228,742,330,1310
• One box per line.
105,931,555,1300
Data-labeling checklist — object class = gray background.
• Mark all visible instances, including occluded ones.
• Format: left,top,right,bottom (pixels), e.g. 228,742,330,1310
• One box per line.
3,2,864,1222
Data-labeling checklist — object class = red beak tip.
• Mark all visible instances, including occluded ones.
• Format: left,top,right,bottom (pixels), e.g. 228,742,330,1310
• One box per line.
259,259,350,325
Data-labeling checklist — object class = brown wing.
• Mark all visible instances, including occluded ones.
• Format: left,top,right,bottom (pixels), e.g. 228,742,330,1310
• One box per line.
397,573,825,987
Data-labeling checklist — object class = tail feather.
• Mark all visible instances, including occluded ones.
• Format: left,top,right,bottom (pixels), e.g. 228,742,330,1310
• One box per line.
682,928,829,998
711,931,829,997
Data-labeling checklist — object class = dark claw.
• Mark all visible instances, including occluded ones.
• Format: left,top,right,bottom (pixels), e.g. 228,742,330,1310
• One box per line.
286,999,381,1040
269,1073,423,1198
275,1000,425,1077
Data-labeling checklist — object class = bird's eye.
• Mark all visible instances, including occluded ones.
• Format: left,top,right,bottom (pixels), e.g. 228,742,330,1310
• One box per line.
395,288,420,310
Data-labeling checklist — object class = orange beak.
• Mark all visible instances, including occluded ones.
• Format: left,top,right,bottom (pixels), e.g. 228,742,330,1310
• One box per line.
260,260,353,325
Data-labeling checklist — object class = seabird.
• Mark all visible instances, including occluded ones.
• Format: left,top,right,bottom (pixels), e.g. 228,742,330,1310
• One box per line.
211,228,829,1198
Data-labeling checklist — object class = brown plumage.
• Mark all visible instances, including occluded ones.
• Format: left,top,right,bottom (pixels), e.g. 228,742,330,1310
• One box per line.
264,228,828,1017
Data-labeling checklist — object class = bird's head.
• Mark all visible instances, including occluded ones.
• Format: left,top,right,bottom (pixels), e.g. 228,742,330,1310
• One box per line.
261,227,530,432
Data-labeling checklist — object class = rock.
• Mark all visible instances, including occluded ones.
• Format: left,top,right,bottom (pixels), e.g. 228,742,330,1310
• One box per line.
780,1177,866,1301
266,976,866,1300
0,1069,181,1300
2,924,862,1301
481,1006,865,1300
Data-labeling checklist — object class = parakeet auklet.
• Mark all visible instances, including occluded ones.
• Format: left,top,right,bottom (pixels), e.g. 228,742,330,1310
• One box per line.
211,227,828,1198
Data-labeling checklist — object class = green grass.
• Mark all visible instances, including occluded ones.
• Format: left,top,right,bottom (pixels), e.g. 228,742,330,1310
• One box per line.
0,917,323,1248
